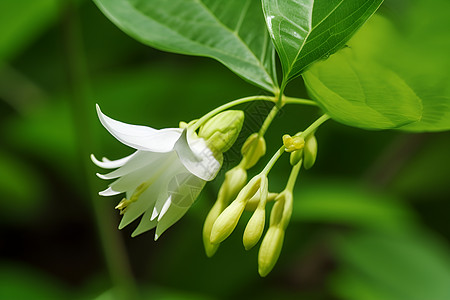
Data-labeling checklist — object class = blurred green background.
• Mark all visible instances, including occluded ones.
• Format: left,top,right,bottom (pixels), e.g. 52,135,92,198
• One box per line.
0,0,449,299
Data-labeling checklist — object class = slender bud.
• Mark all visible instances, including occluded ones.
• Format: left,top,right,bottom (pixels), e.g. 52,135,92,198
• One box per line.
257,190,293,277
243,176,268,250
203,166,247,257
210,175,262,244
241,133,266,169
199,110,244,153
203,201,226,257
289,149,303,166
210,199,246,245
269,196,285,226
277,190,293,229
282,134,305,153
258,226,285,277
219,167,247,202
303,134,318,170
243,207,265,250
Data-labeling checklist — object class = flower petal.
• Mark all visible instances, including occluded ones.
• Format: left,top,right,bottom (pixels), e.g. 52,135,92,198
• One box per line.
109,152,175,193
150,157,189,221
99,186,122,196
153,173,206,239
131,209,157,237
157,195,172,222
167,172,206,207
118,180,164,230
96,151,164,180
152,172,192,220
96,104,182,152
154,201,190,240
174,129,222,181
91,153,135,169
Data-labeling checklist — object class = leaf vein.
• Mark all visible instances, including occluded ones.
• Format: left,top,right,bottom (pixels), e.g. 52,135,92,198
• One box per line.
195,0,274,87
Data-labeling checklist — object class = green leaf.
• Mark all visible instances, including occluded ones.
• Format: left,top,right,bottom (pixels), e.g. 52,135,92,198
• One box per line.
94,0,277,92
331,231,450,300
303,45,423,130
262,0,383,84
303,14,450,131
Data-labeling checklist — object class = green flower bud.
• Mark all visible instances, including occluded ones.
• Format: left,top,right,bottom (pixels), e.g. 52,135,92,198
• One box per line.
289,149,303,166
241,133,266,169
274,190,293,229
219,167,247,202
203,166,247,257
199,110,244,153
210,199,246,245
303,134,318,170
203,201,225,257
243,207,266,250
258,226,285,277
269,197,285,226
243,176,268,250
282,134,305,153
257,190,293,277
210,175,262,244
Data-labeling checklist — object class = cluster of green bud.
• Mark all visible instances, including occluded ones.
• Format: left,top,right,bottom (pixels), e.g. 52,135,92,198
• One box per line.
206,170,294,277
282,134,305,152
201,114,321,276
210,175,264,244
202,166,247,257
258,190,293,277
198,110,244,153
203,131,268,256
286,133,318,169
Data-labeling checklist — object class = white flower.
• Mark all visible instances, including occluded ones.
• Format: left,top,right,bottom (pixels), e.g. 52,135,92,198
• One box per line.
92,105,222,240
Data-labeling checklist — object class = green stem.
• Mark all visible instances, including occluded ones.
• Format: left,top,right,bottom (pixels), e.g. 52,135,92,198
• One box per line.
191,95,318,131
280,78,288,99
296,114,331,138
283,96,317,106
261,145,285,174
191,95,275,131
62,2,138,299
258,103,281,137
247,93,284,169
285,160,302,192
261,114,331,176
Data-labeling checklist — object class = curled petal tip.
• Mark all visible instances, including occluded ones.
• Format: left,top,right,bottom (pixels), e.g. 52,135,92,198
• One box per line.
99,187,121,196
151,207,159,221
96,173,109,180
91,154,101,166
95,103,102,116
